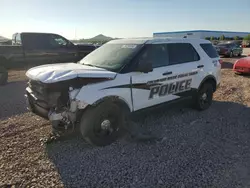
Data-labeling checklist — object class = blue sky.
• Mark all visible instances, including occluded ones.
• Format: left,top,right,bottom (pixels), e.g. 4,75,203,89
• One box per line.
1,0,250,39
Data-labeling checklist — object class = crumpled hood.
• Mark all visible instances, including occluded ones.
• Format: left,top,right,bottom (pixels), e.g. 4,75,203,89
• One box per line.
26,63,117,83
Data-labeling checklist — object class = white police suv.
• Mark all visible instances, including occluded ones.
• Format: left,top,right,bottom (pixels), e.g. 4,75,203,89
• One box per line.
25,37,221,146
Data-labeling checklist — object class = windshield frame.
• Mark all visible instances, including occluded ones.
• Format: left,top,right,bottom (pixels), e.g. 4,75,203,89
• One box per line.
78,43,144,73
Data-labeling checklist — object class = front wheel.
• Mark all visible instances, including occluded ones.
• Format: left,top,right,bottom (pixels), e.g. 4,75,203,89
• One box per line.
193,83,214,111
79,101,126,146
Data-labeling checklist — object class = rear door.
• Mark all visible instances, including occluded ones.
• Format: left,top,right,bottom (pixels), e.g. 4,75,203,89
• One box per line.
164,43,202,97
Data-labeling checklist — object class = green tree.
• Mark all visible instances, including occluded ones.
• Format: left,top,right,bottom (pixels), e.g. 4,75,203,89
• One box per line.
244,34,250,41
205,37,210,40
220,35,225,40
234,36,240,40
210,36,214,41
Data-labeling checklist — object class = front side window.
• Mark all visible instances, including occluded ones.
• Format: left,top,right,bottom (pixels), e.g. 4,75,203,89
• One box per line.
79,43,143,72
168,43,200,65
22,34,48,49
138,44,169,68
49,35,68,48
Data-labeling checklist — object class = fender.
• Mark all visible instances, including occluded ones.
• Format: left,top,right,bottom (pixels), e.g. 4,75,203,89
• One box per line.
198,75,217,92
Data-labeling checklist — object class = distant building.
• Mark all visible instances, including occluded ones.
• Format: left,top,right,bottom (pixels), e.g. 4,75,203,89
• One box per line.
153,30,250,39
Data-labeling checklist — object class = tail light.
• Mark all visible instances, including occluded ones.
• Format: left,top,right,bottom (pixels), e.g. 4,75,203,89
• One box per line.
219,59,223,64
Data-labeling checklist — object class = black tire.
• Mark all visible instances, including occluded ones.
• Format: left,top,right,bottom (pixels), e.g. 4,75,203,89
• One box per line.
238,53,242,57
193,83,214,111
0,66,8,86
79,101,126,146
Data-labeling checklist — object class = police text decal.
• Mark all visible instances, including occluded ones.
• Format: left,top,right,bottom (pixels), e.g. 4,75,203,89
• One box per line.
149,79,192,99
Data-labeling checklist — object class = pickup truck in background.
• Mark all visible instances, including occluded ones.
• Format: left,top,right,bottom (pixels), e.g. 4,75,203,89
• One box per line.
0,32,98,85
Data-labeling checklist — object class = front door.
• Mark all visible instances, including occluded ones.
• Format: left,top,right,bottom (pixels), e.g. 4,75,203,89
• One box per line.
130,44,175,111
48,34,78,63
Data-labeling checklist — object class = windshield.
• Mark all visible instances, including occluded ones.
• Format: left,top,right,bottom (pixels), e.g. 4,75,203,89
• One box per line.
79,43,143,72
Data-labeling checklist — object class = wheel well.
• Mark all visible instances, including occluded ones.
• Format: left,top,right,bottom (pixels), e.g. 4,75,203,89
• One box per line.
76,96,131,125
93,96,131,114
199,77,217,92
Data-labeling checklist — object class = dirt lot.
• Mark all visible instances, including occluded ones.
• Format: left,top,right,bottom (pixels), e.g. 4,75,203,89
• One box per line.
1,57,250,188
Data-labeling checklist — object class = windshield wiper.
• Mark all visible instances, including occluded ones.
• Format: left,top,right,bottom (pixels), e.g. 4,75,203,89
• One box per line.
83,64,102,69
83,64,95,67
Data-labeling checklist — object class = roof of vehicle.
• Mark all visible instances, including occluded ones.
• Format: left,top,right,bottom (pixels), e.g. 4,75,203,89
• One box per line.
108,37,210,45
15,32,59,35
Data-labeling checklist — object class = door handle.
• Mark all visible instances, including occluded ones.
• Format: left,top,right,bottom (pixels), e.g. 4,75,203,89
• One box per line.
197,65,204,68
162,71,172,76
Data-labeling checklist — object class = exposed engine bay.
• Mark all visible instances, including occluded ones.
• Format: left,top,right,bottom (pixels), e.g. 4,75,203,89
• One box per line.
25,77,110,134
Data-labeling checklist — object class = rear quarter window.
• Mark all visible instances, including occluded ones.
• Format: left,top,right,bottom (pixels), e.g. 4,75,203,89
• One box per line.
200,43,219,58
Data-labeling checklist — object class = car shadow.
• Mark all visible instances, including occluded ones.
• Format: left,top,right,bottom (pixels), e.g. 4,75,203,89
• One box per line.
220,56,246,70
46,100,250,188
0,81,28,120
221,61,234,69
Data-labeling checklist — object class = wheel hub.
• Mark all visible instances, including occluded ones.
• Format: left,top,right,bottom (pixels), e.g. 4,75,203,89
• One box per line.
101,119,111,130
201,93,207,100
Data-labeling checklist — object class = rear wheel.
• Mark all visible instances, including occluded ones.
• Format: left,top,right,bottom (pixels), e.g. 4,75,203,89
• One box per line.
79,101,126,146
0,66,8,86
193,83,214,111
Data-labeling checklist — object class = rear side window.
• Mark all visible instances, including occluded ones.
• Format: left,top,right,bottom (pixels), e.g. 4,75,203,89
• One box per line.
168,43,200,65
22,34,50,49
200,43,219,58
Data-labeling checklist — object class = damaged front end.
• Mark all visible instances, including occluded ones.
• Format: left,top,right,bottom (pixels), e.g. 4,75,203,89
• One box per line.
25,78,106,135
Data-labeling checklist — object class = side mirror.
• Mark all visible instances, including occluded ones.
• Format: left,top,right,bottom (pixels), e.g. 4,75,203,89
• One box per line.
137,61,153,73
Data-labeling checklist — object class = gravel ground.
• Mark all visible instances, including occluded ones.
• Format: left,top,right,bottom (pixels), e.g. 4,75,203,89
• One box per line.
1,58,250,188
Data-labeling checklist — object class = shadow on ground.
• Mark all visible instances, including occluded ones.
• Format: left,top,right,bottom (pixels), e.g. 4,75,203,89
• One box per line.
46,100,250,188
221,61,234,69
0,81,27,119
220,56,246,69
